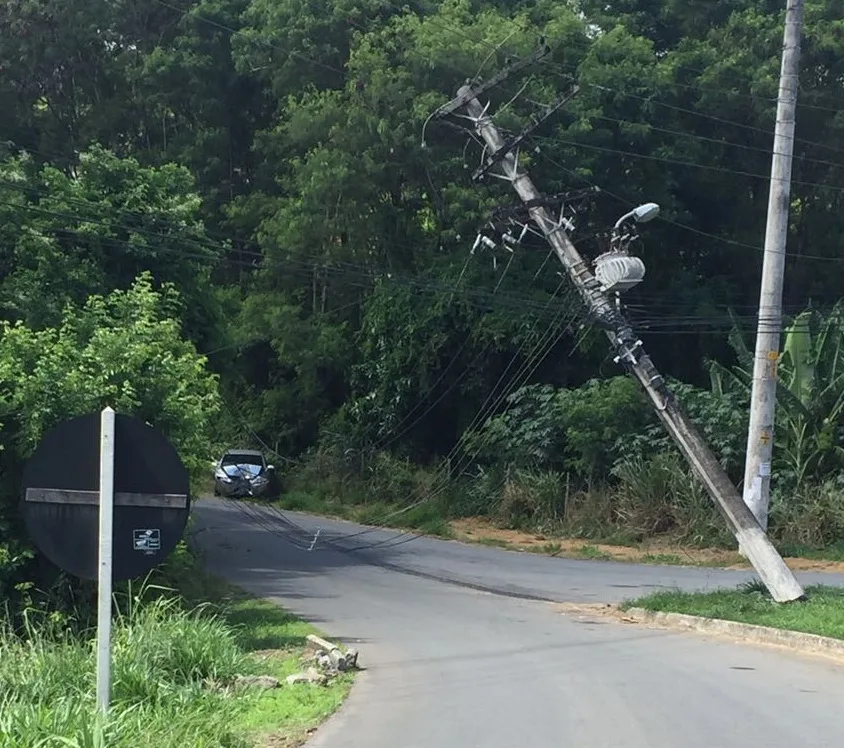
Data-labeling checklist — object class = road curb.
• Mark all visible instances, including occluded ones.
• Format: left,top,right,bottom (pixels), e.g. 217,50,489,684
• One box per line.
623,607,844,661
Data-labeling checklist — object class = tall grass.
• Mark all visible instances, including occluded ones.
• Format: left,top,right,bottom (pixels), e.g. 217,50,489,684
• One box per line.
0,593,253,748
611,453,732,546
769,479,844,548
285,447,844,553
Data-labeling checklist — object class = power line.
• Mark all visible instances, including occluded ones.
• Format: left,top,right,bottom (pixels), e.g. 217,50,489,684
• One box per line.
367,0,844,157
474,27,844,113
0,193,580,320
8,161,838,314
0,174,575,307
5,112,841,324
580,115,844,172
371,333,486,452
220,283,583,553
533,150,844,264
539,59,844,158
7,112,844,272
533,134,844,194
1,130,837,525
0,193,601,548
311,281,581,549
333,295,584,551
152,0,347,78
243,301,844,554
330,290,604,553
357,0,844,167
647,59,844,113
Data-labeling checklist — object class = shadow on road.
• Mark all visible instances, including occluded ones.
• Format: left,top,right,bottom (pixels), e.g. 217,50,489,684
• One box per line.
192,498,842,609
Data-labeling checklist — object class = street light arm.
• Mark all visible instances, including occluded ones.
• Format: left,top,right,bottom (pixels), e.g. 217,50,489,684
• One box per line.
615,202,661,229
614,209,637,230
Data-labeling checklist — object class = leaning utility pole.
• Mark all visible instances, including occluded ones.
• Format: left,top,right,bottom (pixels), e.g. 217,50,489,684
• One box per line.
437,68,804,602
742,0,805,531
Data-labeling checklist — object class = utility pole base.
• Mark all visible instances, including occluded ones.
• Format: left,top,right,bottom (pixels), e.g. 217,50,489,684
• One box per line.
736,527,804,602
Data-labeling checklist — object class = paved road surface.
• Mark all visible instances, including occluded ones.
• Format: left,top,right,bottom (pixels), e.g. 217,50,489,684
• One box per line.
194,499,844,748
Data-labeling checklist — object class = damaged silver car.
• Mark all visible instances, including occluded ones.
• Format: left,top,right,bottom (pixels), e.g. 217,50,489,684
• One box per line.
213,449,276,498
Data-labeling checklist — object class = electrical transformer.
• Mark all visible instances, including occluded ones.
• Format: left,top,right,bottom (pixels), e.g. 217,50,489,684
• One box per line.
593,251,646,293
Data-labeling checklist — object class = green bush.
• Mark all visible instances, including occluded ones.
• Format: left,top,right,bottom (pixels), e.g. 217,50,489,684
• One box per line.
282,372,844,553
618,381,749,482
710,302,844,490
0,275,222,624
463,385,566,469
289,445,441,509
0,694,247,748
111,596,250,705
455,466,611,538
0,528,34,622
0,273,221,481
465,378,654,479
554,378,654,479
466,376,746,483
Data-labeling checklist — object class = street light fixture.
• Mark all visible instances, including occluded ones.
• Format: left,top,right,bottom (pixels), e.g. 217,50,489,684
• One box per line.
613,202,660,229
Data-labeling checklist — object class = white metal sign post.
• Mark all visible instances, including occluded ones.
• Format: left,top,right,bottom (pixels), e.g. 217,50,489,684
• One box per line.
96,406,116,713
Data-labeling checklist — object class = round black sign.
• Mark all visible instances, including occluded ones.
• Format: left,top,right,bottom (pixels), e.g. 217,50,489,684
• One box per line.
20,412,190,581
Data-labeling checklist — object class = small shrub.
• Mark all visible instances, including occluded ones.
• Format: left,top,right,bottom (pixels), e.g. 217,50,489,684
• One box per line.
463,385,564,468
288,447,440,510
281,490,328,514
559,485,617,539
611,453,728,546
612,454,679,537
288,443,363,503
410,511,454,538
496,469,567,531
451,467,503,518
0,696,111,748
467,378,654,479
365,452,435,505
770,479,844,548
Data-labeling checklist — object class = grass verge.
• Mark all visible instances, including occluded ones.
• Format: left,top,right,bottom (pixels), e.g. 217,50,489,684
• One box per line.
226,595,353,746
0,545,353,748
624,583,844,640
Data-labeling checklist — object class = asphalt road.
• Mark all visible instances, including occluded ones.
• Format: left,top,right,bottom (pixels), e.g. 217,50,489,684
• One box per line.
193,498,844,748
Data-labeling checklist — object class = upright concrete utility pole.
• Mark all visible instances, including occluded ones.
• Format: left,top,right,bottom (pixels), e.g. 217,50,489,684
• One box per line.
453,86,804,603
743,0,805,531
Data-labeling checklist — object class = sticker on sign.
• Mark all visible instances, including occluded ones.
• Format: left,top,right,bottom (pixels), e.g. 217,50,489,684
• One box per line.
133,529,161,554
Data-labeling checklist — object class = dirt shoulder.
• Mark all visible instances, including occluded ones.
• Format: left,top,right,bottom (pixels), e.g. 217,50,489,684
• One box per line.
269,496,844,573
448,517,844,574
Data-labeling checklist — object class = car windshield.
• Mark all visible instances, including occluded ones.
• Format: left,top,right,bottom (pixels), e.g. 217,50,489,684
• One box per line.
221,452,264,467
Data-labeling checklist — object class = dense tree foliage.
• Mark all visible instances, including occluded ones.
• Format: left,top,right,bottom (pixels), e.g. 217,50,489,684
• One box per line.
0,274,220,611
3,0,844,595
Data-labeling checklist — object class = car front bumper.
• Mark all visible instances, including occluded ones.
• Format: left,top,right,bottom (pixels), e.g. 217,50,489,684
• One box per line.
215,478,272,498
